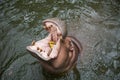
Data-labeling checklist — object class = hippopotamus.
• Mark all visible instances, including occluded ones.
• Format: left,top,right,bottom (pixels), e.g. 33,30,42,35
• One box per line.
26,18,82,74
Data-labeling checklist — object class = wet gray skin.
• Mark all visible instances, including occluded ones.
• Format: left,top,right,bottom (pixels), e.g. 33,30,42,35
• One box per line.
0,0,120,80
26,18,82,73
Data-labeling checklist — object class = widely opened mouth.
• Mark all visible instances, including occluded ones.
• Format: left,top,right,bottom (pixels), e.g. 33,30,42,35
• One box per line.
26,20,63,61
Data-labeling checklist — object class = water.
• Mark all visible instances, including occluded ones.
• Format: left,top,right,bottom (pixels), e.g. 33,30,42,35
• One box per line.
0,0,120,80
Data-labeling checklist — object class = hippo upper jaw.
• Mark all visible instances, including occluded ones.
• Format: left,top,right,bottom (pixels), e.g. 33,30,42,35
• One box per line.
42,18,67,39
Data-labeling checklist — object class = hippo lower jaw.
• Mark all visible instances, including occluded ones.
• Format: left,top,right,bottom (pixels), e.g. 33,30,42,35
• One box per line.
26,22,62,61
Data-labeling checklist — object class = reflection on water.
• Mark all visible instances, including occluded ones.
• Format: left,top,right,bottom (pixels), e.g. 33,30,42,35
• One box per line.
0,0,120,80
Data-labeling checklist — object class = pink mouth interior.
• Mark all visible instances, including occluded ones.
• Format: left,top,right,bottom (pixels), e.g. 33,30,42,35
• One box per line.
26,22,62,61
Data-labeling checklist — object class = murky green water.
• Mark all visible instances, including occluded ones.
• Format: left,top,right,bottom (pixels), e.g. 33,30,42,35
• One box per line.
0,0,120,80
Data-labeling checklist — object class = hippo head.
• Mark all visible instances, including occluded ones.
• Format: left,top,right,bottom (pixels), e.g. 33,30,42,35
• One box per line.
26,18,68,61
26,18,82,73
